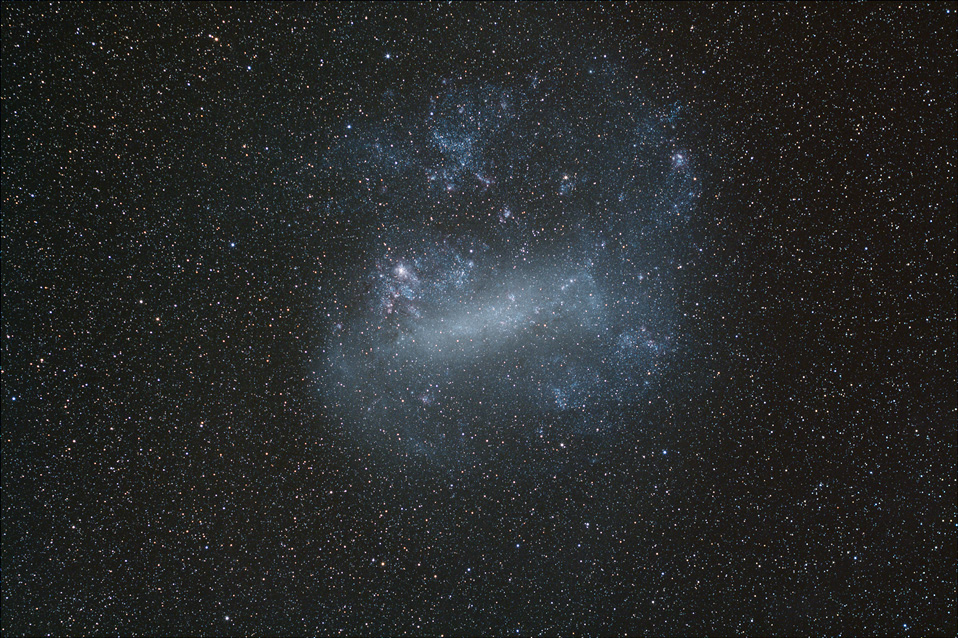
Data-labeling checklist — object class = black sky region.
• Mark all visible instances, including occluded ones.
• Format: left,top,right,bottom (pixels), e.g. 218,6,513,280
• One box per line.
2,3,956,636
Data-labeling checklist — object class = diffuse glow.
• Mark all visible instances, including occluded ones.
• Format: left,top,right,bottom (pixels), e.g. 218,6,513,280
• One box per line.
320,68,699,461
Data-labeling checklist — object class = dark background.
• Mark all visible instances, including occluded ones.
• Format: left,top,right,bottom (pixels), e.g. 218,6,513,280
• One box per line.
2,3,955,635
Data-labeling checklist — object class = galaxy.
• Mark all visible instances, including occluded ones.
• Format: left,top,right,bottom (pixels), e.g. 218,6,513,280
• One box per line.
3,3,955,636
320,73,698,467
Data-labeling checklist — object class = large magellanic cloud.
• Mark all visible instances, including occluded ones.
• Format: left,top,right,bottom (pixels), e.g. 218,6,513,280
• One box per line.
316,67,702,465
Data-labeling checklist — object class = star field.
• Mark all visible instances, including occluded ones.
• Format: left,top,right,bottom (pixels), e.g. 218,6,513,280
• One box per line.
2,3,955,636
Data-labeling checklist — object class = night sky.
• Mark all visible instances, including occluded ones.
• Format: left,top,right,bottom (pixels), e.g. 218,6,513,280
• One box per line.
2,3,955,636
